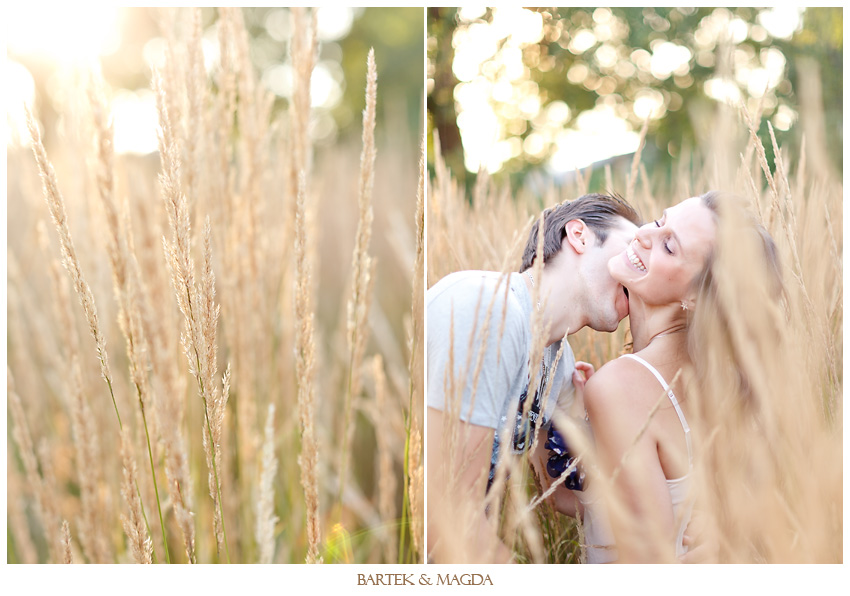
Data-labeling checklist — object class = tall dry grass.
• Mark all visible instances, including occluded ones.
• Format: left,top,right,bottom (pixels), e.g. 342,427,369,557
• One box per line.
7,7,423,564
426,97,842,563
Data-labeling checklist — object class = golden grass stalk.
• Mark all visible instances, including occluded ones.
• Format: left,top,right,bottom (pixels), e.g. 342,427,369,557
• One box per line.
88,71,171,563
7,451,38,564
62,520,74,564
37,220,81,370
256,404,279,564
526,454,583,513
214,6,237,215
219,11,274,540
36,440,65,562
149,342,197,561
202,219,229,560
288,8,323,564
290,7,317,192
530,331,570,452
574,165,589,196
523,208,549,436
293,171,322,563
411,134,425,369
155,65,229,562
398,135,426,563
157,8,184,144
505,462,545,563
8,369,61,562
184,7,206,215
369,356,396,562
68,358,110,563
137,247,196,563
625,116,651,203
407,419,425,562
25,108,122,428
119,429,153,564
228,7,273,271
491,210,548,564
340,47,379,506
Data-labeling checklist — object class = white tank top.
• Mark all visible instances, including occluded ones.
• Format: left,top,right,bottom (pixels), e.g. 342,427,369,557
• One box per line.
579,354,694,563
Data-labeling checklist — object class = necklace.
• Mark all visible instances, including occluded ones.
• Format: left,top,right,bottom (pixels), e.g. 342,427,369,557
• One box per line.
646,327,686,346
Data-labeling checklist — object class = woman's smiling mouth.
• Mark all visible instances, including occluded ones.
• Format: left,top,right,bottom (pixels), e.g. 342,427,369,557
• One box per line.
626,245,647,272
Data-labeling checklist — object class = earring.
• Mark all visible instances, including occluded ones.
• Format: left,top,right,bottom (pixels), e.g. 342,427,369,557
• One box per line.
681,301,689,311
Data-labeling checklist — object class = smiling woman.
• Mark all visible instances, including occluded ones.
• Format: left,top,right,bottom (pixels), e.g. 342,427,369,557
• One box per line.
610,198,716,309
427,7,841,566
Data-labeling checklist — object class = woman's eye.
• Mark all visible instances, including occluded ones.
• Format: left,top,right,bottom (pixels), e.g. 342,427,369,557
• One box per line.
654,219,660,227
664,239,673,254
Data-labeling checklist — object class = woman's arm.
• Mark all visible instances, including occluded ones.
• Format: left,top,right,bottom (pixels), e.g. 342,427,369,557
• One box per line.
583,362,678,563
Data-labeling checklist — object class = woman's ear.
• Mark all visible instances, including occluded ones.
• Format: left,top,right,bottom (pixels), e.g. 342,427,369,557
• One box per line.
564,219,589,255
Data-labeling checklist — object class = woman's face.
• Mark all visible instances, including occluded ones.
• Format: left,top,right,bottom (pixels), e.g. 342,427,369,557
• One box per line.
608,196,716,307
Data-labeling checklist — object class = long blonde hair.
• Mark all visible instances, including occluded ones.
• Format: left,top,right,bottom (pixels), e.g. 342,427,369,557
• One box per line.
687,191,786,408
678,191,840,562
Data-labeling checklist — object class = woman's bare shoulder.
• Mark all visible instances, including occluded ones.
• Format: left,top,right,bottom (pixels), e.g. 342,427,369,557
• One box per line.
584,357,652,420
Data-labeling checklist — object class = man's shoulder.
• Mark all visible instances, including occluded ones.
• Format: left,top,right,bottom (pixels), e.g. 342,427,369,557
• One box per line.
428,271,523,316
428,270,509,296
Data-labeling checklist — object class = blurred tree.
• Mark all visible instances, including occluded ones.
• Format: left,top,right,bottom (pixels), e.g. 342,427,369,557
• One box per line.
427,7,842,185
427,7,465,183
779,7,843,180
228,7,423,143
337,7,423,140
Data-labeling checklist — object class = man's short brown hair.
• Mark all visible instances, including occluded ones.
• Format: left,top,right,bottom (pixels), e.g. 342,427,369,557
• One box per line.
519,193,642,272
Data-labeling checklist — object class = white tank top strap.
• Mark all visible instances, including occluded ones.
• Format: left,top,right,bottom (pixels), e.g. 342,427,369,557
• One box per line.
621,353,692,465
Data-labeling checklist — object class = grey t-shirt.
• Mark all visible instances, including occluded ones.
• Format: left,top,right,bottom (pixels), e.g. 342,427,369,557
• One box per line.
427,271,575,465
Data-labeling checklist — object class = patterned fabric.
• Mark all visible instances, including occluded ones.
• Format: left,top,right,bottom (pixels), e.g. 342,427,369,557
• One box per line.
487,355,549,491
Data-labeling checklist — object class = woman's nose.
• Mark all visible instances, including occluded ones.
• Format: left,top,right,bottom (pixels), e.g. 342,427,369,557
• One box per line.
634,224,653,248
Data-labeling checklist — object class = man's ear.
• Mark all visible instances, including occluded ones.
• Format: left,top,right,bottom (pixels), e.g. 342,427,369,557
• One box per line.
564,219,589,255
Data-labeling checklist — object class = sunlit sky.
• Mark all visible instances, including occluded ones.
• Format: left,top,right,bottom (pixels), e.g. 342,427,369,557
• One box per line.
6,7,357,153
449,6,804,174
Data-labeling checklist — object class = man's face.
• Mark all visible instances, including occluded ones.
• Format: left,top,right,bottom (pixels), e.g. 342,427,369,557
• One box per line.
581,218,639,332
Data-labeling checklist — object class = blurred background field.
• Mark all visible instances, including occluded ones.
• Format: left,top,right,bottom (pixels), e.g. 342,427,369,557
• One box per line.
7,7,424,563
427,7,841,563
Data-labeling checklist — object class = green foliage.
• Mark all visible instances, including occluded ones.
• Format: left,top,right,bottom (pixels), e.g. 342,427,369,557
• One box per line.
235,7,423,141
428,7,843,184
337,8,424,139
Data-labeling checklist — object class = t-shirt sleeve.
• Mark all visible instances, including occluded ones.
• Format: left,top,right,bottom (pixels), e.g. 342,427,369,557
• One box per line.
427,277,526,429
